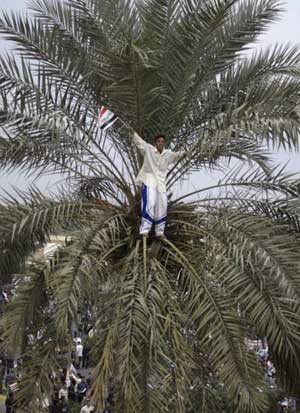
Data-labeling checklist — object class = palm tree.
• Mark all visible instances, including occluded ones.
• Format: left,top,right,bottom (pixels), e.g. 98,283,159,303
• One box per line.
1,0,300,411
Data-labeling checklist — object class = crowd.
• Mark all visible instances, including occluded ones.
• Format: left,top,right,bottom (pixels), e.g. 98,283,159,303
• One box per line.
0,286,113,413
1,332,114,413
47,333,108,413
250,338,299,412
1,285,300,412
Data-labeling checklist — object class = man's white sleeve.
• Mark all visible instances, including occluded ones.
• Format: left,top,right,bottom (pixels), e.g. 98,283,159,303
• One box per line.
169,150,185,163
132,132,146,153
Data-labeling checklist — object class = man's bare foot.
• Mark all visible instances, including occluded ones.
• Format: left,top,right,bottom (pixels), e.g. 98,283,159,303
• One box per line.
156,234,167,242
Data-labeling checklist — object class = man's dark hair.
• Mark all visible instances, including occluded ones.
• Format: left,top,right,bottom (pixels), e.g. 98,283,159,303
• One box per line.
154,134,166,142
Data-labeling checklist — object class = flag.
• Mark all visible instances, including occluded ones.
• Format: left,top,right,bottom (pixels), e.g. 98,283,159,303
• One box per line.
98,106,117,131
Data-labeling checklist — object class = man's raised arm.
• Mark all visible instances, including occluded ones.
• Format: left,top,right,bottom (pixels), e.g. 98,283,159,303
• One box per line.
131,130,146,153
169,149,186,163
169,140,200,163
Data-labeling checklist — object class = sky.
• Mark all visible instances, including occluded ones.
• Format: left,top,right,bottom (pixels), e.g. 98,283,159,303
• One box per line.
0,0,300,196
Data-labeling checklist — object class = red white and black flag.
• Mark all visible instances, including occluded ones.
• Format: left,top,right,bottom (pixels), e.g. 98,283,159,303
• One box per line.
98,106,117,131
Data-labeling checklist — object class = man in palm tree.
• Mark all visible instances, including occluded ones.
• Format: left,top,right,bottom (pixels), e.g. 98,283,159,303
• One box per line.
132,131,184,240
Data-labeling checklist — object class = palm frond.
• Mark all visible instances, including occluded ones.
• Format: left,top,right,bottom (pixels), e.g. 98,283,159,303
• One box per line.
0,262,48,353
0,189,106,278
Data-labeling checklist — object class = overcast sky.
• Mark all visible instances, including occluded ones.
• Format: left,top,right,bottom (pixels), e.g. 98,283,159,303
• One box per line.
0,0,300,196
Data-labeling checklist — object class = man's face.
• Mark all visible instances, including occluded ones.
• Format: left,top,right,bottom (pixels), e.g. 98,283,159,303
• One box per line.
155,137,166,153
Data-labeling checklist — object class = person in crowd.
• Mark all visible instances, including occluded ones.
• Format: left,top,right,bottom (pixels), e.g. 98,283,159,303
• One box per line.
48,396,61,413
60,368,67,385
5,369,16,387
80,399,95,412
266,358,276,388
82,339,91,369
60,399,69,413
68,376,77,401
58,382,68,402
280,397,289,412
75,374,88,403
6,358,14,370
76,339,84,369
69,360,77,376
5,390,15,413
